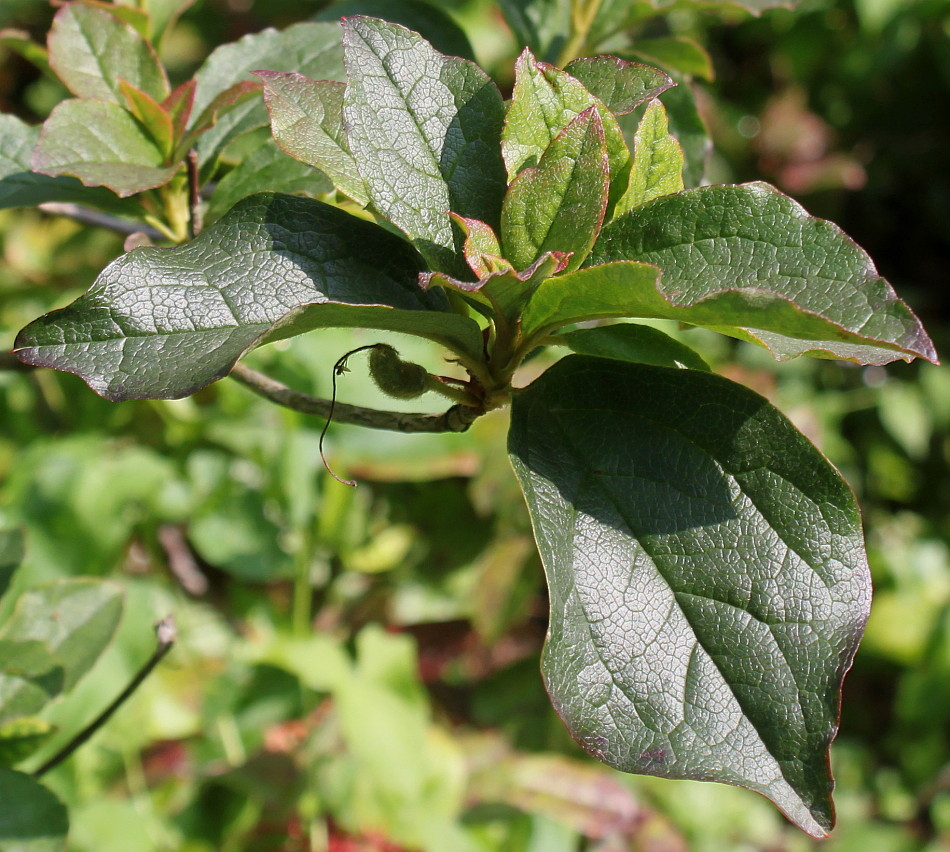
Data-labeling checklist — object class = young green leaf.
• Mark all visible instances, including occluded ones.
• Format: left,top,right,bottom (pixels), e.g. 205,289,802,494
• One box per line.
587,183,938,365
342,16,507,274
632,81,709,189
564,56,674,115
449,214,512,278
14,193,481,401
32,99,178,197
501,106,609,273
47,2,169,104
503,49,629,185
0,768,68,851
256,71,368,205
509,355,871,838
119,80,175,160
614,98,684,217
205,139,333,222
0,527,24,603
557,323,711,372
190,21,345,166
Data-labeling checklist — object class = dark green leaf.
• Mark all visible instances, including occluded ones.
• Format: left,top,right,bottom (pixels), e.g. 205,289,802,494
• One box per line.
191,22,345,167
0,767,68,852
0,528,24,602
206,139,333,223
497,0,571,63
614,98,684,216
0,718,55,768
47,2,168,104
630,37,715,82
557,323,710,371
0,579,123,694
509,355,871,838
564,56,674,115
256,71,367,205
14,193,481,400
0,114,138,214
0,640,64,726
32,99,177,197
501,107,609,273
587,183,937,364
313,0,475,60
342,16,507,274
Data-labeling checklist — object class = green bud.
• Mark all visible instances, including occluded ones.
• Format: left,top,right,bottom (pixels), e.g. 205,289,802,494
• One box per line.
368,344,429,400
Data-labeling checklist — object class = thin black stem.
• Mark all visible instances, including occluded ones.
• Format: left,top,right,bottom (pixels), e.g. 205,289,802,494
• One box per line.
32,616,177,779
37,203,164,241
186,150,203,238
229,362,483,434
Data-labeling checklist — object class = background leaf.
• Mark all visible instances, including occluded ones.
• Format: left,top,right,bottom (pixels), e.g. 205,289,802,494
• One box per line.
191,21,345,168
496,0,571,63
14,193,476,401
0,767,68,852
587,182,938,364
0,114,138,214
509,354,871,837
32,100,177,197
205,139,332,223
313,0,475,60
0,528,25,602
342,16,507,274
47,3,168,104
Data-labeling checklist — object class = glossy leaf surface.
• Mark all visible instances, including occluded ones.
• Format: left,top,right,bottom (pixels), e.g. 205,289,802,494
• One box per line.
14,193,477,400
509,355,871,837
587,183,937,364
342,16,507,274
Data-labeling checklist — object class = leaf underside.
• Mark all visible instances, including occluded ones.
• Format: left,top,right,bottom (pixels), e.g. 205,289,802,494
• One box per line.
509,355,871,838
13,193,478,401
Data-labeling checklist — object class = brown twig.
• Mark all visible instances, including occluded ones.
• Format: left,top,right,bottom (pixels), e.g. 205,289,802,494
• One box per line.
37,202,164,241
229,362,483,434
186,150,203,237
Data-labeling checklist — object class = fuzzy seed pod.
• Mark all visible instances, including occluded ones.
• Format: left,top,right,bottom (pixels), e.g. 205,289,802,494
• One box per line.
368,344,429,400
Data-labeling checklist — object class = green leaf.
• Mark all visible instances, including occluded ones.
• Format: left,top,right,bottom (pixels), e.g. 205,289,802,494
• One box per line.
0,114,138,214
206,139,332,223
586,183,937,365
47,2,168,104
614,98,684,217
32,99,178,197
0,767,68,852
0,579,123,694
0,28,52,79
449,215,511,278
629,37,715,82
191,21,345,167
0,718,55,768
557,323,710,371
497,0,571,63
0,640,64,727
313,0,475,61
119,80,175,160
501,107,609,273
342,16,507,275
14,193,481,401
564,56,674,115
0,528,25,602
146,0,195,45
256,71,367,205
508,355,871,838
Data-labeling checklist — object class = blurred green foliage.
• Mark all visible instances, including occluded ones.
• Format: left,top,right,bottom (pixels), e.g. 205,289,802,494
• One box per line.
1,0,948,849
